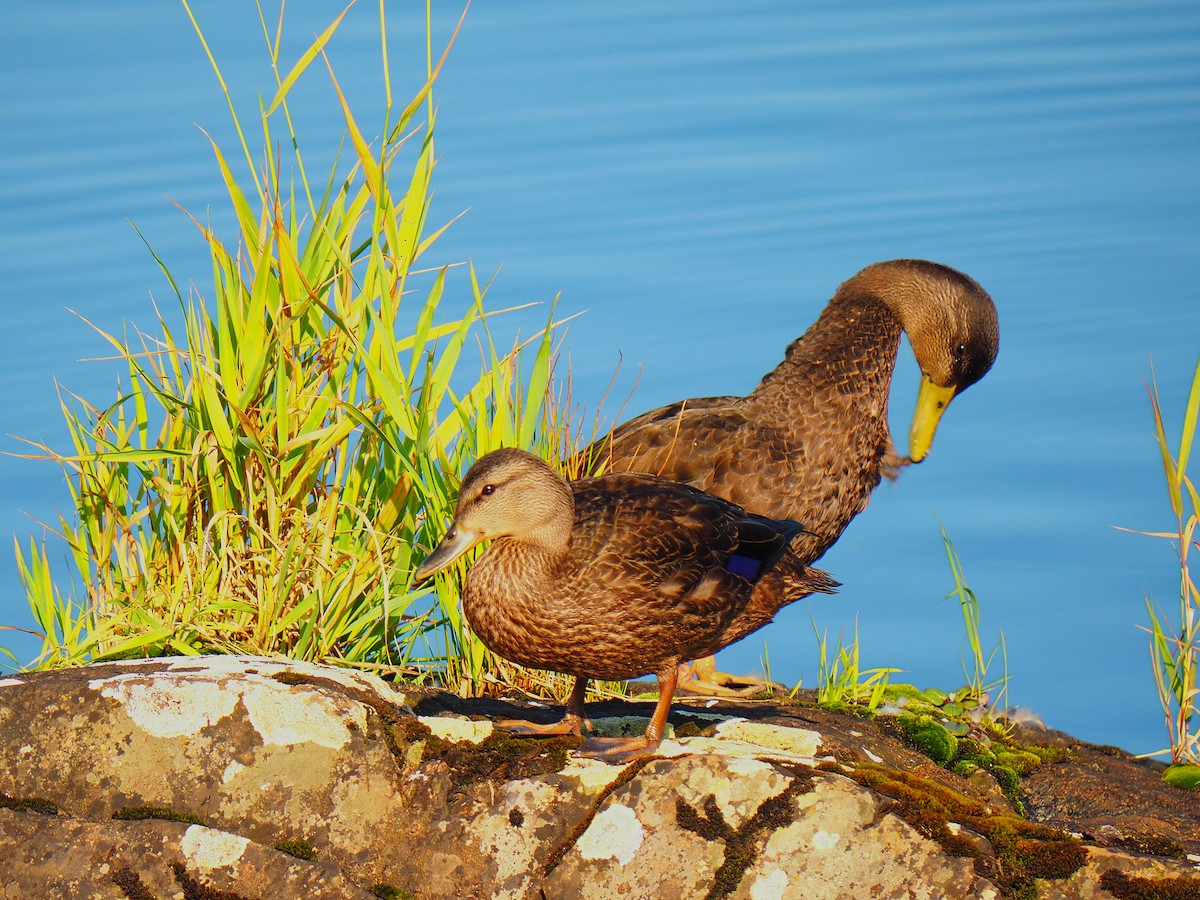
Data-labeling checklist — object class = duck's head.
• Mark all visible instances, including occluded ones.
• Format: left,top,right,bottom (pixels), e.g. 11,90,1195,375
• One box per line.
414,448,575,582
844,259,999,462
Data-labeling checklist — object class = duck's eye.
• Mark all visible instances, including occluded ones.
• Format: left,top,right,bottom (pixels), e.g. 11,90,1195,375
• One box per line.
481,484,496,497
954,342,966,358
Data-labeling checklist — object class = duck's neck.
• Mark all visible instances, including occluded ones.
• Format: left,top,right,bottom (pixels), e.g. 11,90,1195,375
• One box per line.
748,293,904,418
744,293,904,551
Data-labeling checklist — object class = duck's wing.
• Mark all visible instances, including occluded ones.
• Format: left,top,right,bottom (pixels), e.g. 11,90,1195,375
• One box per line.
567,475,794,619
577,397,743,481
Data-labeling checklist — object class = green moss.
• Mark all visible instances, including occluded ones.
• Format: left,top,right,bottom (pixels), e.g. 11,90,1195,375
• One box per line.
371,886,415,900
0,792,58,815
1099,868,1200,899
113,806,206,826
384,717,449,768
989,765,1021,804
994,749,1042,776
274,839,318,861
841,762,1085,898
898,715,959,766
955,736,994,760
884,683,929,702
1024,743,1073,765
1111,834,1187,860
1012,839,1088,879
270,672,311,686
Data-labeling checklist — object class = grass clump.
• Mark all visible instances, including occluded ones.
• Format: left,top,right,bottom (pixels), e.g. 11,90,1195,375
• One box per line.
8,3,586,696
1129,358,1200,769
811,615,899,712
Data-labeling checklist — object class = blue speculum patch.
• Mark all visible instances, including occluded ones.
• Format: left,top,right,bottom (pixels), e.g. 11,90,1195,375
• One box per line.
725,554,762,581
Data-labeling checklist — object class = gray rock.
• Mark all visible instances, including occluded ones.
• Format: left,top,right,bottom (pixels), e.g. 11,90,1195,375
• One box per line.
0,656,1195,899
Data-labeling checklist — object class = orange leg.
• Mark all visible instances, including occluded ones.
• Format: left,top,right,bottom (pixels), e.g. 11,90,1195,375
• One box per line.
496,675,594,737
578,664,678,764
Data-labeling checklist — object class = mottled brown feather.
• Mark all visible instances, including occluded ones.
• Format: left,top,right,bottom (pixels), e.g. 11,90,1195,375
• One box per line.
436,449,837,683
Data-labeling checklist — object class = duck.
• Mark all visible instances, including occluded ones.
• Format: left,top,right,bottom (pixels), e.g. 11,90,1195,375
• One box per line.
578,259,999,693
414,447,838,763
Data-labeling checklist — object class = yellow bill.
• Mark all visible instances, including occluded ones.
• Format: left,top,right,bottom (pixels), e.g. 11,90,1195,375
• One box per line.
413,525,482,583
908,374,959,463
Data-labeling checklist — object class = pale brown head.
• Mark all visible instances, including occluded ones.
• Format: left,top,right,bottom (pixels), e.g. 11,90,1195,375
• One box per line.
839,259,1000,461
414,448,574,581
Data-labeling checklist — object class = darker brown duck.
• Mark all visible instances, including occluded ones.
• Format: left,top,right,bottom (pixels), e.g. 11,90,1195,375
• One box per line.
578,259,999,690
414,447,837,762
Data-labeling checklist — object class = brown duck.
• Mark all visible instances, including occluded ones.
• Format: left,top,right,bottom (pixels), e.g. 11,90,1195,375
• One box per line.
579,259,999,691
414,447,837,762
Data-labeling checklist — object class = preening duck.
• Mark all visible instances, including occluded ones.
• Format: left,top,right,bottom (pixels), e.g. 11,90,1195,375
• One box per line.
581,259,999,692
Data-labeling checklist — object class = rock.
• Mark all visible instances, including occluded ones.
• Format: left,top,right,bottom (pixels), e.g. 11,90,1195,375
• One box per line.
0,656,1196,898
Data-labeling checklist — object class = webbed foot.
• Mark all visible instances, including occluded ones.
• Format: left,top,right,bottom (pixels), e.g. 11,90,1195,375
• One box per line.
495,712,593,738
576,735,661,764
676,656,782,698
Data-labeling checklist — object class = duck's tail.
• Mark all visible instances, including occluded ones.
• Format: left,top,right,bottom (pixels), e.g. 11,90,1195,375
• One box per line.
794,566,840,597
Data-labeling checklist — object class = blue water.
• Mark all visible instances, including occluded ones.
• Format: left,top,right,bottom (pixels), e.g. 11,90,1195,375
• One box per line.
1,2,1197,756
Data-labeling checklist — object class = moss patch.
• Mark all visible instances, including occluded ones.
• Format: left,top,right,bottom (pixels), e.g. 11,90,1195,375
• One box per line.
1106,834,1187,861
0,792,58,815
384,716,449,769
170,862,249,900
675,763,816,900
896,715,958,766
274,839,318,861
840,762,1086,898
111,866,155,900
113,805,207,826
371,886,416,900
994,749,1042,776
1099,868,1200,899
435,731,580,791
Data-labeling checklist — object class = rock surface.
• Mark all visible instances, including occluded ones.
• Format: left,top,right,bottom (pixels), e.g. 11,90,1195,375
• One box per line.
0,656,1196,899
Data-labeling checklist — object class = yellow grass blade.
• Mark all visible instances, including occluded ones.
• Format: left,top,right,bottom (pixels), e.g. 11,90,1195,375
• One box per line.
264,3,353,117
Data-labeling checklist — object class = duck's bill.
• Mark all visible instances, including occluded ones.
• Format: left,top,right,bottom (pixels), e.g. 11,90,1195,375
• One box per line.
908,374,959,463
413,526,482,583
